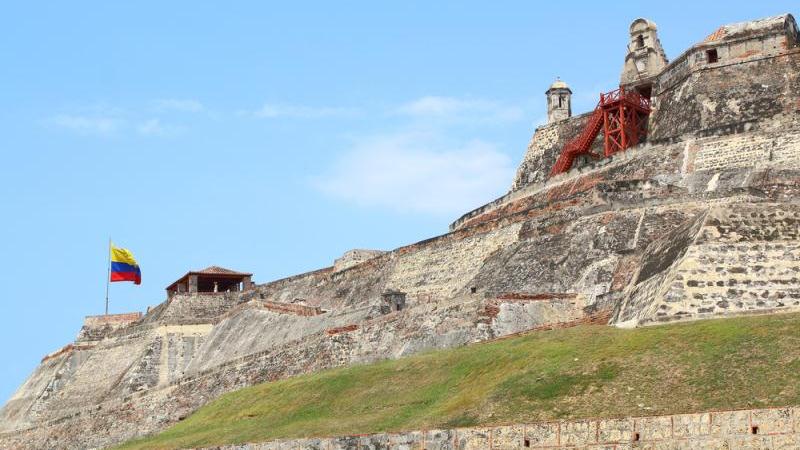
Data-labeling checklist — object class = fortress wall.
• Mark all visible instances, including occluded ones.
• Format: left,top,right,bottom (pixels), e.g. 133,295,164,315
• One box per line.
31,336,150,418
76,312,142,342
156,292,244,324
184,306,374,374
510,111,604,191
453,114,800,234
650,205,800,324
468,210,642,303
504,46,800,198
0,351,74,432
0,292,595,450
386,222,523,300
690,126,800,172
333,249,385,272
614,204,800,326
217,406,799,449
650,49,800,140
257,220,526,311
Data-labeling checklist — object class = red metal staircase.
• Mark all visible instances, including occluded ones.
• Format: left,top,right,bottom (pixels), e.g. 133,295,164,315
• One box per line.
549,87,651,177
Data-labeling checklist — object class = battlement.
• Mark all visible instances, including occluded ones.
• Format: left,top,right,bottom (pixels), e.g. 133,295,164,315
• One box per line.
76,312,143,342
333,249,385,272
82,312,142,328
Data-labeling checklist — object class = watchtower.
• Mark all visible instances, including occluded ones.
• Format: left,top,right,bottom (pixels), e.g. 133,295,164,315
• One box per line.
621,18,668,95
546,78,572,124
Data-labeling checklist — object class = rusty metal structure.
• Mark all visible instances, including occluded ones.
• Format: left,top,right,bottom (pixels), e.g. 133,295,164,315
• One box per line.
549,87,651,177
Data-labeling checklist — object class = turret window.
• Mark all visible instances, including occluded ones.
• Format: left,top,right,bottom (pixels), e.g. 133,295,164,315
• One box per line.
636,35,645,48
706,49,719,63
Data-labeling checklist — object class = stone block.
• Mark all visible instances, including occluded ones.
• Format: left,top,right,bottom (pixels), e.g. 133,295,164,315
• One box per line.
710,410,751,437
360,433,391,449
329,436,361,450
292,439,327,450
425,429,455,450
750,408,794,435
491,425,524,449
635,415,673,441
771,434,800,449
455,427,491,450
389,431,424,450
672,412,711,438
723,434,773,449
670,437,727,449
524,421,559,447
560,419,595,446
598,417,633,443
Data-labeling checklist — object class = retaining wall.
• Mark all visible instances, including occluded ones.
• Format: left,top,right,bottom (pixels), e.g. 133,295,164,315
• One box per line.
215,406,799,449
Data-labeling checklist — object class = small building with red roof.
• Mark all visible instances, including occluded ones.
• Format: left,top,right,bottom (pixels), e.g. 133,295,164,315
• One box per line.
165,266,253,298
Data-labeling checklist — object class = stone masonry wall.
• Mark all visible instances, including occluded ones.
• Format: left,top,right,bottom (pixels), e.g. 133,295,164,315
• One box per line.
510,111,604,191
215,406,799,450
507,41,800,196
613,204,800,326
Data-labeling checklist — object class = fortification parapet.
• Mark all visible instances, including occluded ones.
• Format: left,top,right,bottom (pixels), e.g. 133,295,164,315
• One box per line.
76,312,142,342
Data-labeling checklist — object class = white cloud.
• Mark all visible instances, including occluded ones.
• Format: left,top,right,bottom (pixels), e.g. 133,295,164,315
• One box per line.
137,118,182,136
396,96,524,123
313,131,514,216
251,104,360,119
153,99,205,113
50,114,121,136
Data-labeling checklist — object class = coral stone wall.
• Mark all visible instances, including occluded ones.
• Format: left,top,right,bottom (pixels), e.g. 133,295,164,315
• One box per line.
215,406,799,450
614,204,800,326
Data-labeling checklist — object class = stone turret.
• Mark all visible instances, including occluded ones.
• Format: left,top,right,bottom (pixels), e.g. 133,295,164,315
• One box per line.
546,78,572,124
621,18,668,87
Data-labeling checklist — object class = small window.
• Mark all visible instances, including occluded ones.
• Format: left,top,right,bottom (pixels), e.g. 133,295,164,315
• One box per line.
633,432,640,442
558,95,563,108
524,438,531,447
470,286,477,294
751,426,759,435
636,35,645,48
707,49,719,63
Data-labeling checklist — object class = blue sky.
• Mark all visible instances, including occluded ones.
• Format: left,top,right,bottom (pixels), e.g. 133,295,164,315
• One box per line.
0,1,794,403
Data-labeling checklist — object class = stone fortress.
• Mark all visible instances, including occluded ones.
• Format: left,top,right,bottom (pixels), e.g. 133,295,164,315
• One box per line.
1,12,800,450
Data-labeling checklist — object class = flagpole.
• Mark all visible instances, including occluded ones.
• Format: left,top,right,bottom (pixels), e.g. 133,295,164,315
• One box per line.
105,237,111,316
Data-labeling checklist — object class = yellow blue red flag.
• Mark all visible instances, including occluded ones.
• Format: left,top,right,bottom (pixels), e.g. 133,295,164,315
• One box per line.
110,244,141,285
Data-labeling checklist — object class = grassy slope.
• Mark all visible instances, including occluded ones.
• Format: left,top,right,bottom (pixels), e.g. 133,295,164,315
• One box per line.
118,312,800,449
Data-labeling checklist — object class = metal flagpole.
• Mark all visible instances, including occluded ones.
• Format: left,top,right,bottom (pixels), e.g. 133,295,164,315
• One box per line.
105,237,111,316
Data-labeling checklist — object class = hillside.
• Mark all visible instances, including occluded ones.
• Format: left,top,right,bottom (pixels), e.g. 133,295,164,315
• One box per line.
118,312,800,449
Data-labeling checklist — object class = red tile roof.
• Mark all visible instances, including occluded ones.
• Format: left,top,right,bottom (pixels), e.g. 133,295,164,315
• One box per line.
165,266,253,291
194,266,251,276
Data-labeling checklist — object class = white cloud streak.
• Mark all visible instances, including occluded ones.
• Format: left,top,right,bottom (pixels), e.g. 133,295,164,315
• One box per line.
313,131,514,216
252,104,360,119
50,114,121,136
137,118,183,137
152,99,205,113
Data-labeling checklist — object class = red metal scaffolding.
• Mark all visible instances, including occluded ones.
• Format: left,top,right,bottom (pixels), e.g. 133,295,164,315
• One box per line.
549,87,651,177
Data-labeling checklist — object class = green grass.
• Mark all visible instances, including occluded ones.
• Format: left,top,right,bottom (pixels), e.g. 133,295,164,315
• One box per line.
117,312,800,449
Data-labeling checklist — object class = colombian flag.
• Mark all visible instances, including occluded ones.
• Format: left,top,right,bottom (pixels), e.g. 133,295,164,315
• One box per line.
110,244,141,285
